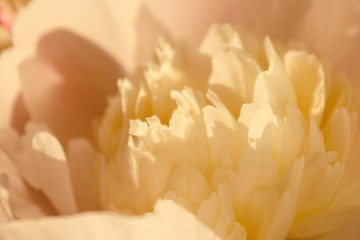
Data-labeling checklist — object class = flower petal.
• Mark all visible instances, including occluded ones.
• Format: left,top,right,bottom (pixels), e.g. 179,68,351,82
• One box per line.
67,138,101,211
300,0,360,86
0,123,76,214
19,30,123,144
4,0,135,141
0,200,222,240
0,148,56,221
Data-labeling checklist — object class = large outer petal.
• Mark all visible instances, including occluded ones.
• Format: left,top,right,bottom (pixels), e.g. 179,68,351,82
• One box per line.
18,30,123,143
299,0,360,86
0,0,138,140
0,200,221,240
142,0,310,44
0,49,23,129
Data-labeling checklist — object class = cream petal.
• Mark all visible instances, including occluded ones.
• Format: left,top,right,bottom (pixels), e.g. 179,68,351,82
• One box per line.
324,108,351,162
284,50,326,124
166,165,212,208
253,38,297,117
304,115,325,155
280,103,307,172
289,208,352,238
0,200,221,240
200,24,244,57
207,47,260,117
266,158,304,240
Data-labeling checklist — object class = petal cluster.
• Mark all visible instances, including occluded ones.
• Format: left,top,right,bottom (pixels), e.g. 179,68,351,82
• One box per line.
97,24,360,239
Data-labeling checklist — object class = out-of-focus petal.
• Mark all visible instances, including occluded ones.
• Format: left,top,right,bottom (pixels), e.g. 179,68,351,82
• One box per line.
0,173,13,223
0,123,76,215
313,215,360,240
13,0,127,66
0,149,56,222
19,30,123,144
67,138,101,211
3,0,135,139
138,0,311,53
300,0,360,86
0,49,28,129
0,200,222,240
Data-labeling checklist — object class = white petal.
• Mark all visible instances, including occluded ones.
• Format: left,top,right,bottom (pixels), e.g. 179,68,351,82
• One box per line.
0,200,221,240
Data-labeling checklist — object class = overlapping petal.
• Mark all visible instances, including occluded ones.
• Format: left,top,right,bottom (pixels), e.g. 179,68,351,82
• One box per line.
0,200,222,240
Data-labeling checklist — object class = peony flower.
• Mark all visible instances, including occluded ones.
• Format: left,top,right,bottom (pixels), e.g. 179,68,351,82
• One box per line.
0,0,360,239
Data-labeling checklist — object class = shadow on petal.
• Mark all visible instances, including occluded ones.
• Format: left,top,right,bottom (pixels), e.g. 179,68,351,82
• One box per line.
10,94,30,134
19,30,124,144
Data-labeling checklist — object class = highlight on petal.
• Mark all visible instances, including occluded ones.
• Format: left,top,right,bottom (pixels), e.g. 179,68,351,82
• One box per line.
0,200,222,240
0,123,76,215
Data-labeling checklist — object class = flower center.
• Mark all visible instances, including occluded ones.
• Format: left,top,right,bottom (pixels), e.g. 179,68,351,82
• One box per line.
96,24,360,239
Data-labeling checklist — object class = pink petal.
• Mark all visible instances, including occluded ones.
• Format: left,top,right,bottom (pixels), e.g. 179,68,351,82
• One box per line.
300,0,360,86
0,173,13,223
0,123,76,215
67,138,101,211
5,0,137,141
137,0,311,55
19,30,123,144
0,149,56,222
0,50,27,129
